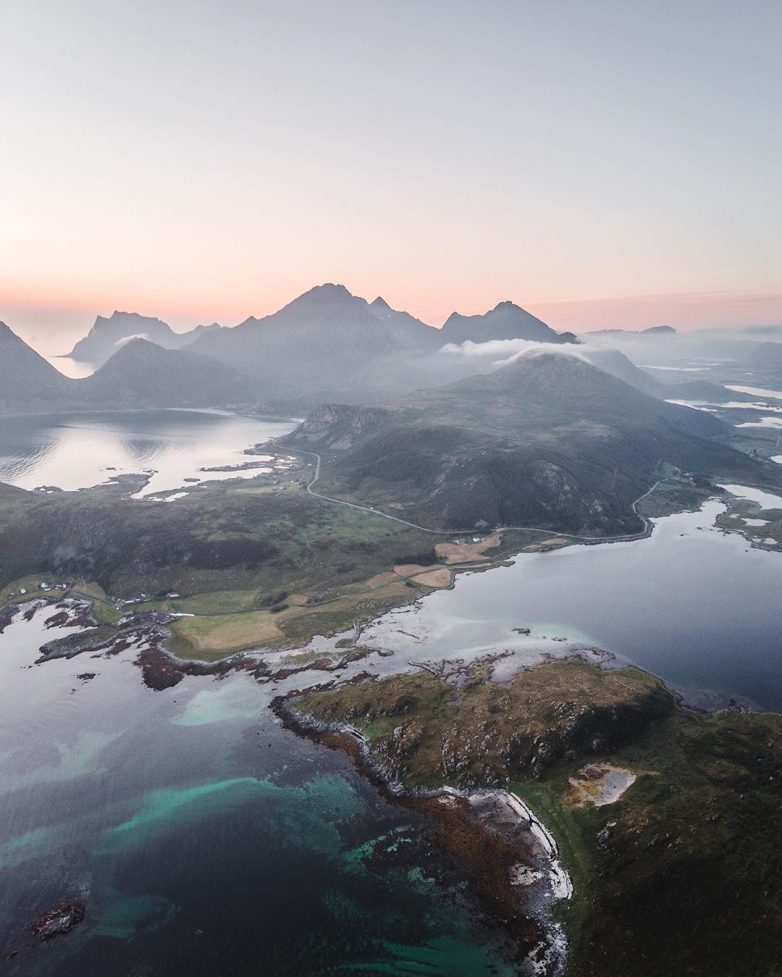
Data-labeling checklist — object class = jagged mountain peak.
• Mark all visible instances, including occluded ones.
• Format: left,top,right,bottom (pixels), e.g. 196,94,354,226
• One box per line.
102,310,167,324
296,283,354,303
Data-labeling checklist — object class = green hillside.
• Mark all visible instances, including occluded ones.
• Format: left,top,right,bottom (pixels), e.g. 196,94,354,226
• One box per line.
286,351,770,534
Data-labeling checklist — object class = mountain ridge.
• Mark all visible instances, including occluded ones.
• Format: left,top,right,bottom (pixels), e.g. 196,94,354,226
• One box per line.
284,350,759,534
68,311,221,365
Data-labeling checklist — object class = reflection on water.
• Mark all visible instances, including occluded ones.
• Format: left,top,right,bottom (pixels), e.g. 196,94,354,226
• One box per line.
0,410,298,495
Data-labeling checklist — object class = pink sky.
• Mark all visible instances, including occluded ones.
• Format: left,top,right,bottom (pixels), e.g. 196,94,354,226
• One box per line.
3,284,781,356
2,2,780,354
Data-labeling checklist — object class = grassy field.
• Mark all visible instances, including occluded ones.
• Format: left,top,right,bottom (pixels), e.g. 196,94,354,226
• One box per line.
168,609,285,658
0,474,443,650
1,457,773,660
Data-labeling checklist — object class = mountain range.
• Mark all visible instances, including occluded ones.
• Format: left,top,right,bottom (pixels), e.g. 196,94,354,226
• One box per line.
0,286,745,417
1,285,587,414
188,284,579,406
588,325,677,338
66,287,578,370
67,311,221,364
0,325,257,414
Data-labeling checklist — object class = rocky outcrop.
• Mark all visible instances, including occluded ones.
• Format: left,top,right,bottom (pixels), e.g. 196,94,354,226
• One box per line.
286,403,392,449
30,902,85,940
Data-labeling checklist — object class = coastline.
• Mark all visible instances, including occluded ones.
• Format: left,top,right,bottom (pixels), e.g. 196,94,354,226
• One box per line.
7,583,782,976
273,693,573,977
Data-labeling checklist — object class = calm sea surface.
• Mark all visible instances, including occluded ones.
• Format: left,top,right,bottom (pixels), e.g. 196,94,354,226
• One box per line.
0,410,298,496
363,501,782,710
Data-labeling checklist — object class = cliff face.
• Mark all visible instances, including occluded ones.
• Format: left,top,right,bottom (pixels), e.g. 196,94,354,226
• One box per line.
286,403,393,448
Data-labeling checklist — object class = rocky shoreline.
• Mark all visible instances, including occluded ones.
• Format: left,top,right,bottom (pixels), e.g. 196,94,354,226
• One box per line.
273,693,572,976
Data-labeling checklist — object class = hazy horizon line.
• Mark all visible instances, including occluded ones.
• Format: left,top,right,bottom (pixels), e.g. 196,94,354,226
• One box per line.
2,284,781,356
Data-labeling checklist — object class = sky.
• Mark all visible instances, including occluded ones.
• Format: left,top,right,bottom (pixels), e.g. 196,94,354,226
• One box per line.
2,0,781,352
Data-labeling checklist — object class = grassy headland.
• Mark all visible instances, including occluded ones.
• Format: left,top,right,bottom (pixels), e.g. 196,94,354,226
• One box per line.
290,659,782,977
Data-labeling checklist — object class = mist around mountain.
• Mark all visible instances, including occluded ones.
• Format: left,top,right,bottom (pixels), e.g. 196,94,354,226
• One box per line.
4,284,776,418
188,284,442,407
182,285,581,408
438,337,732,403
286,349,760,534
0,326,256,414
0,321,73,413
67,311,222,365
747,342,782,373
70,339,259,409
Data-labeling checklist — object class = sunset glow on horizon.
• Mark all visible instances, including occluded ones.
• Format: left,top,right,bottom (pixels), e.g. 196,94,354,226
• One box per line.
2,0,780,351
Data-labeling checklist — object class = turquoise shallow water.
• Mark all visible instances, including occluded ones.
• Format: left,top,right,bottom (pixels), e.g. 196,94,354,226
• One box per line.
0,608,516,976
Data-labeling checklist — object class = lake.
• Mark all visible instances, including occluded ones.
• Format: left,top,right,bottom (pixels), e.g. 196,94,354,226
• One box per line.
0,410,299,496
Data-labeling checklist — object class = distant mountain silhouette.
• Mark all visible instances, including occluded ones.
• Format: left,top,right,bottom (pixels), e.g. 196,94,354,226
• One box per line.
55,287,584,410
440,301,576,345
6,287,714,418
588,325,677,338
190,283,439,406
188,285,582,408
72,339,258,409
0,326,258,414
68,311,221,365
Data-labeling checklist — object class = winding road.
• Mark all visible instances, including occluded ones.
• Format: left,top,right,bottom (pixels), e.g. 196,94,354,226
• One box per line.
296,447,670,545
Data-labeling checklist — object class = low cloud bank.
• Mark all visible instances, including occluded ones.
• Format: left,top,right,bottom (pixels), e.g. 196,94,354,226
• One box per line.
440,338,609,372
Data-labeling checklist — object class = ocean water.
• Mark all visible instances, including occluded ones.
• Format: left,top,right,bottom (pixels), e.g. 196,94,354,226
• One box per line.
0,410,298,496
0,609,516,977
